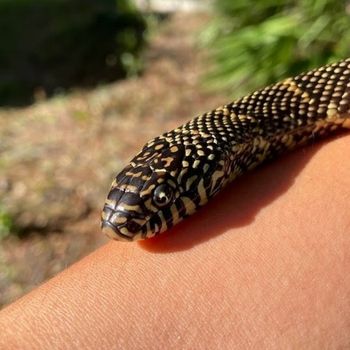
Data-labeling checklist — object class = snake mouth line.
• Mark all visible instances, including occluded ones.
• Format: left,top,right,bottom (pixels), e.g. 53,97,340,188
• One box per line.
101,220,133,241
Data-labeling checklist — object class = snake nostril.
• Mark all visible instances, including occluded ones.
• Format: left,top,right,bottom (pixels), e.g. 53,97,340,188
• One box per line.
126,220,141,233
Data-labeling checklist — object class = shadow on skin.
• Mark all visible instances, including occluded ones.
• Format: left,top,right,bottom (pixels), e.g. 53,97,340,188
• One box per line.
139,134,347,253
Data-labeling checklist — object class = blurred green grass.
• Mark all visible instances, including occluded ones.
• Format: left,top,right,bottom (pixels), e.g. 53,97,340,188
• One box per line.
201,0,350,97
0,205,13,241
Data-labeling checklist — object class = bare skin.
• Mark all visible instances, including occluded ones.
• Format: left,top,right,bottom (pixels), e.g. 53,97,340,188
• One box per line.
1,134,350,349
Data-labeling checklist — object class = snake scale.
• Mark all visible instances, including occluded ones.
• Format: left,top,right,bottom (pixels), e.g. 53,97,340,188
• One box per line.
101,58,350,241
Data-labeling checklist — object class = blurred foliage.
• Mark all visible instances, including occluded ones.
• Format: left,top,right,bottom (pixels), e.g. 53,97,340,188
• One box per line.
0,0,146,106
202,0,350,96
0,205,13,240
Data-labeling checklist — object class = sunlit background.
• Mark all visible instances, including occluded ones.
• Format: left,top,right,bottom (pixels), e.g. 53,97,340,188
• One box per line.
1,0,349,307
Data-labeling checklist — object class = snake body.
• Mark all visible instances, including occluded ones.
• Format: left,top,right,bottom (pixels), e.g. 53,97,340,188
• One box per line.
101,58,350,241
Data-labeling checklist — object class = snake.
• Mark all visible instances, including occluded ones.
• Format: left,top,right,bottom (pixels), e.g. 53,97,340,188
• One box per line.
101,58,350,241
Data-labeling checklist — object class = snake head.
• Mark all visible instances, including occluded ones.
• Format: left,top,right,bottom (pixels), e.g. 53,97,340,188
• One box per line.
101,133,226,241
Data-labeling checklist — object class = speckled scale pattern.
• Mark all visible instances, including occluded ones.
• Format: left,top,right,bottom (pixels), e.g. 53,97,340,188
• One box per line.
231,59,350,137
101,58,350,241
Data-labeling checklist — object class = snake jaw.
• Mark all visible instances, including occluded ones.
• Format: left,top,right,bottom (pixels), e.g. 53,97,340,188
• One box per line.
101,219,134,242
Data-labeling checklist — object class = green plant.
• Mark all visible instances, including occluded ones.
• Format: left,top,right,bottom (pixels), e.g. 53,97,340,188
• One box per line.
202,0,350,96
0,205,13,240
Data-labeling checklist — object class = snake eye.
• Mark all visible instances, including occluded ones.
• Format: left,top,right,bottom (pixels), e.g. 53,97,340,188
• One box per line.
153,184,174,208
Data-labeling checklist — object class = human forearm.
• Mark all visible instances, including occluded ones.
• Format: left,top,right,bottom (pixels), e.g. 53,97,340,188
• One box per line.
1,135,350,349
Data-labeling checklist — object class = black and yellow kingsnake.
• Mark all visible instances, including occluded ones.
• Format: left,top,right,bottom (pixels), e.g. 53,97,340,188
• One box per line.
101,58,350,241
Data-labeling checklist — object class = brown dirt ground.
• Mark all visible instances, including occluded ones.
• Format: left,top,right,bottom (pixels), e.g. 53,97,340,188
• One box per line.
0,13,229,308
